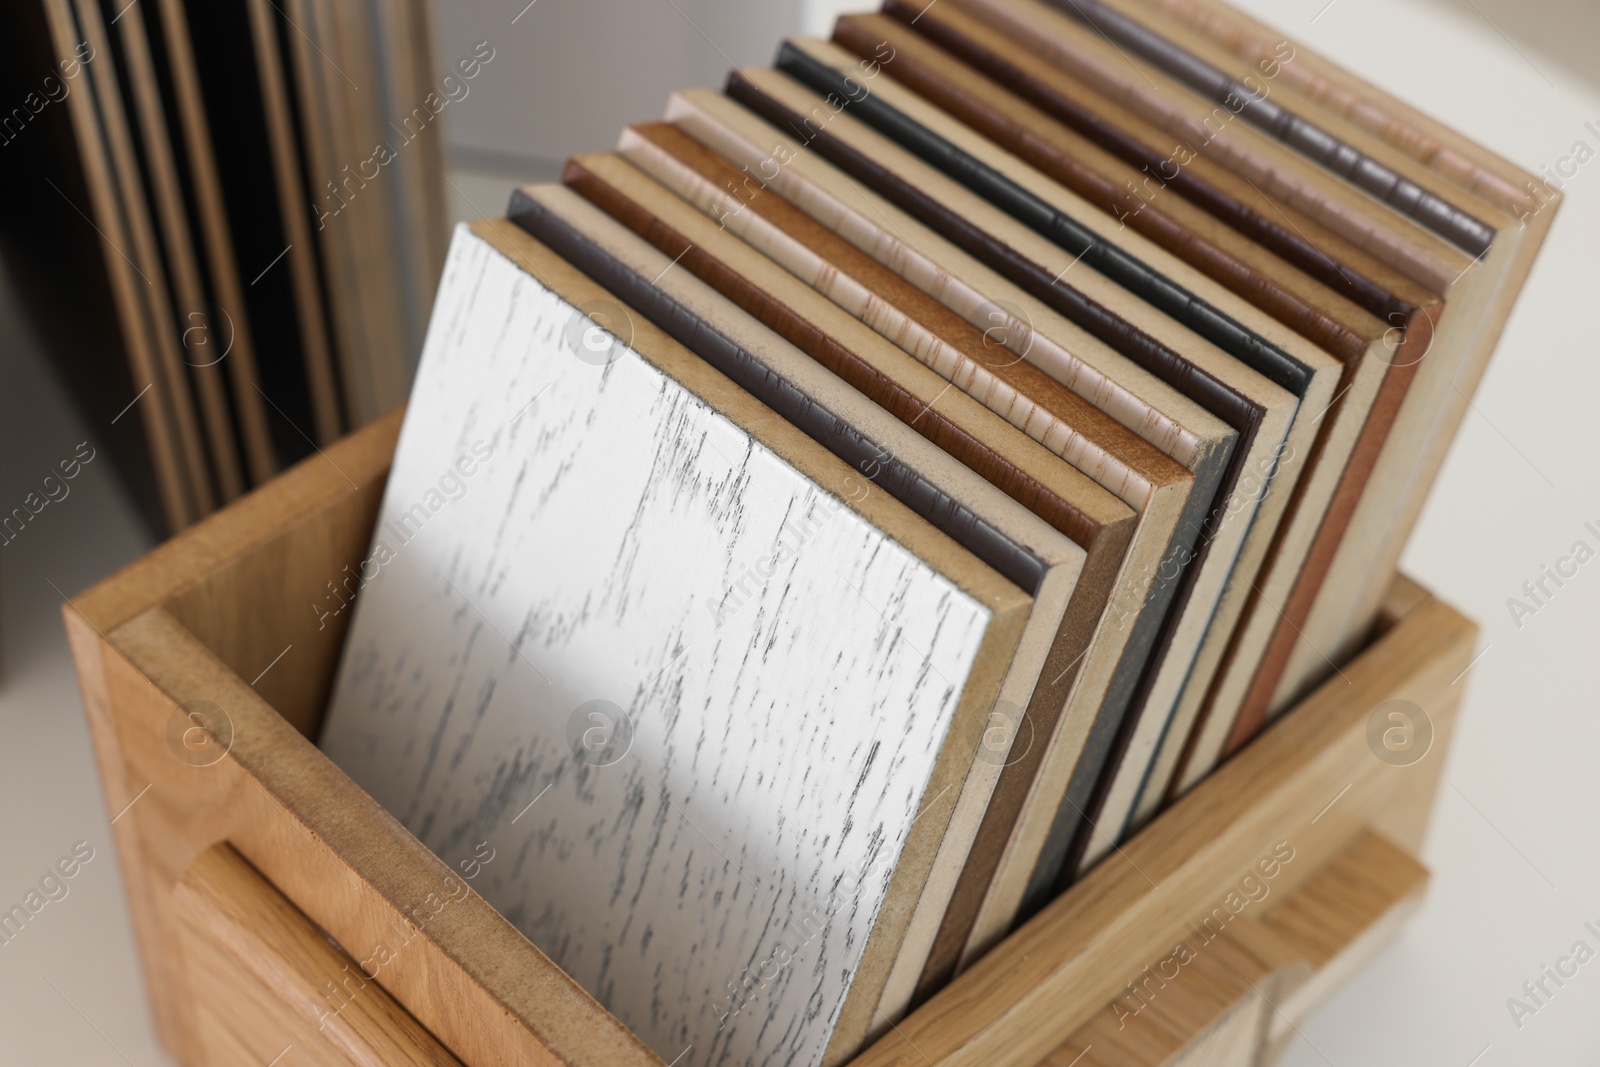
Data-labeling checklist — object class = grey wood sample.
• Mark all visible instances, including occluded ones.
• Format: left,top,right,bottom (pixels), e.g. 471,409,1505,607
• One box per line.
318,221,1029,1067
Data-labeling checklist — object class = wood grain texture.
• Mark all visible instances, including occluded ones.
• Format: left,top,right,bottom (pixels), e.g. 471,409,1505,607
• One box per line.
175,843,465,1066
831,13,1380,362
941,0,1472,291
612,118,1279,991
42,0,194,528
1095,3,1557,674
1036,828,1424,1067
709,63,1309,915
815,18,1425,823
714,68,1275,925
1040,925,1280,1067
154,0,284,477
245,0,346,447
73,0,216,515
1042,0,1495,254
508,180,1094,1038
777,38,1337,398
657,89,1222,477
68,409,667,1067
766,39,1370,874
647,82,1235,971
318,223,1029,1067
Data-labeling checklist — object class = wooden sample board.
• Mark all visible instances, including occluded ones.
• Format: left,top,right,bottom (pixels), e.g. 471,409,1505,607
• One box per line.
318,221,1031,1067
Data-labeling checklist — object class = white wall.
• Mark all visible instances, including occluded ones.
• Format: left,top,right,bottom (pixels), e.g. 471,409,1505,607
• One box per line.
432,0,849,176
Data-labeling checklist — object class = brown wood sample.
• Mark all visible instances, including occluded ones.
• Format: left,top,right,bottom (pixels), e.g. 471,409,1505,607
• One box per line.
651,87,1261,978
835,13,1372,364
855,1,1451,815
883,0,1437,324
783,33,1352,870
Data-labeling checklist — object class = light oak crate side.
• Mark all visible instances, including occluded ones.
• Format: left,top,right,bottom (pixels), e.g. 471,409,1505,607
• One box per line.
64,412,1477,1067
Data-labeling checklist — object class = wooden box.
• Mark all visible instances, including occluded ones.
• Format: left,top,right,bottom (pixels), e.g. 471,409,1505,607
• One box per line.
65,410,1477,1067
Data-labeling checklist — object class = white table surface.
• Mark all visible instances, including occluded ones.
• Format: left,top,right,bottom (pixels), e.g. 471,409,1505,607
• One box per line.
2,0,1597,1062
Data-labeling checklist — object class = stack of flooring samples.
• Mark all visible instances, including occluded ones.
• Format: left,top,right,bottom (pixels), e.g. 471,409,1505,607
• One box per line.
315,2,1558,1065
0,0,447,535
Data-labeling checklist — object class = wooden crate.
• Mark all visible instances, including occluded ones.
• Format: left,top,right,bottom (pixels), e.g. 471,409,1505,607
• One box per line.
64,410,1477,1067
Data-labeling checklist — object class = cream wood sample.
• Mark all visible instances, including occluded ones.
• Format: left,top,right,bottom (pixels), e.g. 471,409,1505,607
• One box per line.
319,222,1030,1067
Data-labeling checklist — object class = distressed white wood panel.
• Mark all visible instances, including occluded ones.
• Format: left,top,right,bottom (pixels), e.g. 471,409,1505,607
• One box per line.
319,224,1004,1067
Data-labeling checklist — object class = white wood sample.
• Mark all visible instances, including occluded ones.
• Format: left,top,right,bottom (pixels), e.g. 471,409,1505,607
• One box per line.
319,222,1028,1067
